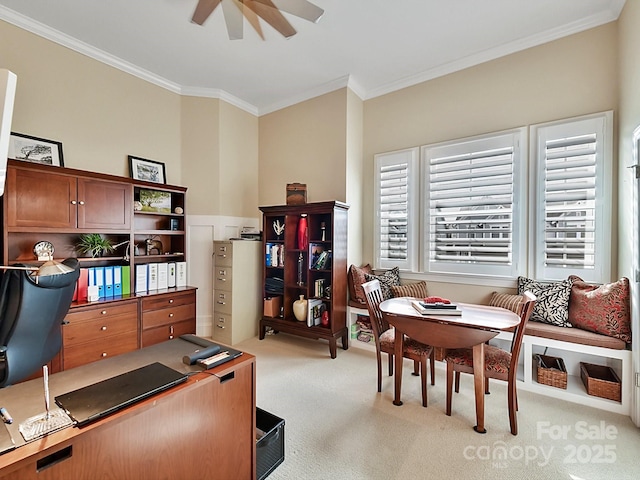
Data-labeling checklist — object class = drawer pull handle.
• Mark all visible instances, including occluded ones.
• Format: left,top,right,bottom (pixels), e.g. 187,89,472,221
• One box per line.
169,326,174,339
101,326,107,331
101,310,107,315
71,200,77,205
101,352,107,357
217,301,226,305
217,325,225,329
169,299,174,304
219,254,227,258
78,201,85,205
169,313,174,318
218,278,226,282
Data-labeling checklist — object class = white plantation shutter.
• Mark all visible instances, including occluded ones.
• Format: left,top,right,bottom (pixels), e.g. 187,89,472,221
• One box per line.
374,148,418,270
422,130,525,277
533,112,612,282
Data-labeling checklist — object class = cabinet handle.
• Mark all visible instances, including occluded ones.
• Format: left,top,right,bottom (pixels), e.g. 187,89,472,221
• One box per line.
169,325,174,339
70,200,77,205
169,299,174,304
78,201,85,205
219,254,227,258
217,301,226,305
218,278,226,282
169,313,174,318
216,325,225,329
101,326,107,331
101,352,107,357
101,310,107,315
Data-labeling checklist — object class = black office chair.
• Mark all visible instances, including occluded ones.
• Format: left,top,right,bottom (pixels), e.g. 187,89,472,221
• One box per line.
0,258,80,387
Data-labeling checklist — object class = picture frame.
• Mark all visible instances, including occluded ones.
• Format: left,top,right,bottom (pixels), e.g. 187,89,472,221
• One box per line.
139,189,172,213
8,132,64,166
128,155,166,184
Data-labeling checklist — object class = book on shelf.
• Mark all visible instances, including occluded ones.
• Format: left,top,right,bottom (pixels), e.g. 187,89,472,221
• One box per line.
307,299,324,327
411,300,462,316
176,261,187,287
311,249,332,270
314,278,325,297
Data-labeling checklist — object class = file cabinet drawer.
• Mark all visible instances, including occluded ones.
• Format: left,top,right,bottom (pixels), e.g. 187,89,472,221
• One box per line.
212,312,232,345
141,290,196,312
213,242,233,267
142,303,195,330
213,290,233,314
214,267,233,291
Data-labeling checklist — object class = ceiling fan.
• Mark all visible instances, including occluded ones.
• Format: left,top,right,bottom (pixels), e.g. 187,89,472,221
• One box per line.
191,0,324,40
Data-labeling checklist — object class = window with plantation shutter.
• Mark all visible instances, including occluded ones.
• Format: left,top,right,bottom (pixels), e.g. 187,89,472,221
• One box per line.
532,112,612,282
373,148,418,271
422,130,526,277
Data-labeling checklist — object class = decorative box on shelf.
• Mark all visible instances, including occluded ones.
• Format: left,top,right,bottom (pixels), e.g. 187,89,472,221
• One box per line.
535,354,567,389
580,362,621,402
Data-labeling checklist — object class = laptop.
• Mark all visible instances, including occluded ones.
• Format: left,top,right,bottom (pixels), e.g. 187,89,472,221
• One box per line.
55,362,188,427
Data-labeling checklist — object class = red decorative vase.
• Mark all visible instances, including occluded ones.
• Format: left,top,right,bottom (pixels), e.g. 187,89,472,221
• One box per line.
297,214,308,250
321,310,329,327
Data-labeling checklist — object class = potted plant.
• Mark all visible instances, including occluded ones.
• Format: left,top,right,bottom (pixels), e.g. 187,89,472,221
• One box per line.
76,233,114,258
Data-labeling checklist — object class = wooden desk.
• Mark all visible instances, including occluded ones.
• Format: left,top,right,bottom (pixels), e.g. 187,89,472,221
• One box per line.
0,338,256,479
379,298,520,433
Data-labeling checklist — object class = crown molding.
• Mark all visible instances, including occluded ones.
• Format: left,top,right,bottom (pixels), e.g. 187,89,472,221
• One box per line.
363,8,623,100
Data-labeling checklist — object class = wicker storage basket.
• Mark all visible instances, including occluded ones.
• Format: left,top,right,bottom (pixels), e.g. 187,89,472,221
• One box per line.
535,354,567,389
580,362,621,402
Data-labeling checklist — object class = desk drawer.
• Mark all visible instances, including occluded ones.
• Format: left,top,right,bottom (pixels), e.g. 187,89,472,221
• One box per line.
213,290,233,314
63,313,137,346
141,290,195,312
142,303,195,330
63,334,138,370
66,300,138,323
141,320,195,347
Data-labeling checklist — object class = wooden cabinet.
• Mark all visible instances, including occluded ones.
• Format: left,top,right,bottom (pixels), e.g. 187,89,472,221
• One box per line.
1,160,197,372
212,240,261,345
259,201,349,358
62,300,138,369
140,288,196,347
6,163,131,231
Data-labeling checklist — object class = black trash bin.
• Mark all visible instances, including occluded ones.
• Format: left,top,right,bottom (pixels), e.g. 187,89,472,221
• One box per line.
256,407,285,480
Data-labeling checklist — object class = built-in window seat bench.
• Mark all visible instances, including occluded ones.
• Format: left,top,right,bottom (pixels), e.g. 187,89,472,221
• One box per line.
347,265,633,415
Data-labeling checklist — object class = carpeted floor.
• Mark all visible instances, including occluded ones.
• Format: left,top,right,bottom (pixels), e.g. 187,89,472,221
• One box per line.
236,333,640,480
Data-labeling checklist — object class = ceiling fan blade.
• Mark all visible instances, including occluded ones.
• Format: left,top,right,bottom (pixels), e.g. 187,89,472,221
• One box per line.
223,0,244,40
242,1,266,40
245,0,296,38
192,0,223,25
261,0,324,23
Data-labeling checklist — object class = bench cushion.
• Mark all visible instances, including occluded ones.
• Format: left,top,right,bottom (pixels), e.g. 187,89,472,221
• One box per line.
524,321,627,350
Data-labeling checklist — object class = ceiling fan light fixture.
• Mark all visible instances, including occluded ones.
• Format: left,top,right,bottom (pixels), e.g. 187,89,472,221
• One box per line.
191,0,324,40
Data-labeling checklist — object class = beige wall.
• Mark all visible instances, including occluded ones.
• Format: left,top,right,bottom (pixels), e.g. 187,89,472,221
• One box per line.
0,20,181,182
346,88,364,265
258,88,348,207
361,23,619,302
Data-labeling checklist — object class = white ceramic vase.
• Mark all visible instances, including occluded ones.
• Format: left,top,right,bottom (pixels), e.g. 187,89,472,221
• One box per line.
293,295,307,322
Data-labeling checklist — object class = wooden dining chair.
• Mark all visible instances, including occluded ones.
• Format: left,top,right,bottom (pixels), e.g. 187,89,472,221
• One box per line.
444,291,536,435
361,279,435,407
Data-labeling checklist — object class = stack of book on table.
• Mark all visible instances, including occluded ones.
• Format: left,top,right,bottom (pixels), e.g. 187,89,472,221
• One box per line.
411,300,462,316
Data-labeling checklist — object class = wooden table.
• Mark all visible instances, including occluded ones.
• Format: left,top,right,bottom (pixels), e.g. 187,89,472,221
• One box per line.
379,297,520,433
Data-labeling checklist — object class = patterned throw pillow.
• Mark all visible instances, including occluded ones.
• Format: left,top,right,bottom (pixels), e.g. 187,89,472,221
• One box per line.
517,276,573,327
348,264,372,304
364,267,401,300
390,281,428,299
568,275,631,343
488,292,523,314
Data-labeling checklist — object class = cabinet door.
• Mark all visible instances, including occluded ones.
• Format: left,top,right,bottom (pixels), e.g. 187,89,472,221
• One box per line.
77,178,132,230
6,167,77,228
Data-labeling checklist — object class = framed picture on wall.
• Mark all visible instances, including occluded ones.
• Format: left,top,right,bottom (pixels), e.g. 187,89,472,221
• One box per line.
128,155,166,184
8,132,64,166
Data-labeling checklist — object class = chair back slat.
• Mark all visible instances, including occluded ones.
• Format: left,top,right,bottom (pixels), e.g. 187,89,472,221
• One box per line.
361,280,389,342
509,291,536,371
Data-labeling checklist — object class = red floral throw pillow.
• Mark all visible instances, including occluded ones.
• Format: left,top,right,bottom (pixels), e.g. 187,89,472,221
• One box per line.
568,275,631,343
348,264,372,304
